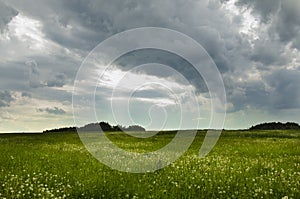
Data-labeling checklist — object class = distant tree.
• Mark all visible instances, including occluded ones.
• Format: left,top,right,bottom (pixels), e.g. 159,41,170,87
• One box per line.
125,125,146,131
43,121,146,133
99,122,113,131
43,127,76,133
112,125,122,131
250,122,300,130
79,123,100,131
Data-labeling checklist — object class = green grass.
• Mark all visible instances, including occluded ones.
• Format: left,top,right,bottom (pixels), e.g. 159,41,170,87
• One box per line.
0,130,299,198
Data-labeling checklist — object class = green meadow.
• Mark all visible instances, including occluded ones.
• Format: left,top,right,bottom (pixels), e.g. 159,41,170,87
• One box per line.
0,130,299,198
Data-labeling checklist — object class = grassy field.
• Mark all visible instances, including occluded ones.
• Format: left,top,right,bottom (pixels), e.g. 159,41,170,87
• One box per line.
0,130,299,198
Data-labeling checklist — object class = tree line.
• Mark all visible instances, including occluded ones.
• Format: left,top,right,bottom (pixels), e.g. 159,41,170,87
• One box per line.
249,122,300,130
43,121,145,133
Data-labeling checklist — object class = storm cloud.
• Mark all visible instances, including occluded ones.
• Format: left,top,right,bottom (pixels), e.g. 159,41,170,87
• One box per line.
38,107,66,115
0,90,15,107
0,1,18,32
0,0,299,130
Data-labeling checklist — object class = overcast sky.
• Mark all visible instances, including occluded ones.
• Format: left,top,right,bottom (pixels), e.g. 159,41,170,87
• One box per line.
0,0,299,132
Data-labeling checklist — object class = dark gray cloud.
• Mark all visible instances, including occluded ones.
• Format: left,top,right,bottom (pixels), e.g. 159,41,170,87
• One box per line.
0,61,29,91
0,0,299,129
236,0,300,50
0,1,18,32
46,73,67,87
37,107,66,115
113,49,208,93
0,53,80,106
4,0,238,70
250,39,289,66
21,92,31,98
0,90,15,107
195,26,230,73
25,55,80,88
275,0,300,50
222,0,300,113
266,69,300,109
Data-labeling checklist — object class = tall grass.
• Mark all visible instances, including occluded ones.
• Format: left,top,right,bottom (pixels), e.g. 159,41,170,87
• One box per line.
0,130,299,198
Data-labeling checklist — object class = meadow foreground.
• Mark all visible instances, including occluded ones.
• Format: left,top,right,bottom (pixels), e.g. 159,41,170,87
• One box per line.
0,130,299,198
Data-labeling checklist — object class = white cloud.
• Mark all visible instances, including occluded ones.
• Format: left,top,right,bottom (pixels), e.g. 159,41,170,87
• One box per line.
8,14,47,50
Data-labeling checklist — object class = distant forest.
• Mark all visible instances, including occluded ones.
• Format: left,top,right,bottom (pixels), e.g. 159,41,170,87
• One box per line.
43,121,300,133
249,122,300,130
43,122,145,133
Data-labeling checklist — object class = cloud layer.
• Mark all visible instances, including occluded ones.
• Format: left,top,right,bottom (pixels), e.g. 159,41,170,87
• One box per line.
0,0,299,131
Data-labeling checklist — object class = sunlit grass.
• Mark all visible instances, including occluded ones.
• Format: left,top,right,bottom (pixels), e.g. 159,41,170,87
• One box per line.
0,130,299,198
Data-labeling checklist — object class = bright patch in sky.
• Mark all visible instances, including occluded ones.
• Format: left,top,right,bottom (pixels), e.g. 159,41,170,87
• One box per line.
92,64,203,130
8,14,47,50
222,0,259,39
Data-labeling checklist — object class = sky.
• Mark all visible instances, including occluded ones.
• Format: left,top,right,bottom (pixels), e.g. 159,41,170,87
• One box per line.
0,0,299,132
